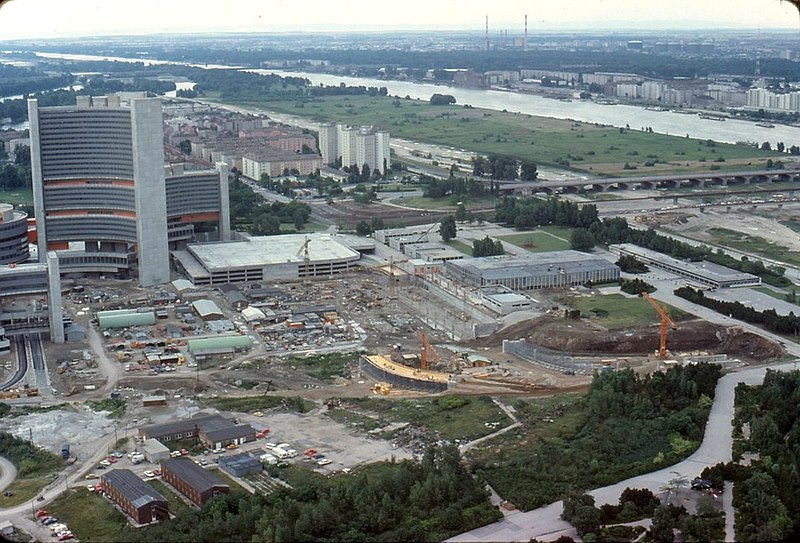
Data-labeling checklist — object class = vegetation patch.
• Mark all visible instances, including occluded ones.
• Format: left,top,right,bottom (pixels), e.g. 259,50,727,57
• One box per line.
45,488,133,543
470,364,720,511
88,398,127,419
562,294,685,329
285,352,358,382
497,231,571,253
202,395,314,414
126,446,501,543
338,395,511,443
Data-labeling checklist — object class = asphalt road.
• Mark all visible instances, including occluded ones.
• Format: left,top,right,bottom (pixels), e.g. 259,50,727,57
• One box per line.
448,361,793,542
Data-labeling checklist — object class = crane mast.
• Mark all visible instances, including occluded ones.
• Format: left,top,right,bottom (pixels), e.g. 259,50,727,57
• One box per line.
641,292,677,360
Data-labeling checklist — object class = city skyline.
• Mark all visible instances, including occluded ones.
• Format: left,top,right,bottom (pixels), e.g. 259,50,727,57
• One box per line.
0,0,798,40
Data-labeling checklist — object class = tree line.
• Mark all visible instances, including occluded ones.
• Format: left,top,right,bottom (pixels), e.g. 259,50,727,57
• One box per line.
228,173,310,234
472,236,504,257
473,364,721,511
674,286,800,335
126,445,501,542
473,154,538,181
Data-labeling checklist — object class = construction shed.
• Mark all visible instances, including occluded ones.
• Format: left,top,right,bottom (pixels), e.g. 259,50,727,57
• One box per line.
161,457,229,506
218,453,262,477
97,309,157,329
142,438,170,463
187,335,251,355
191,299,224,320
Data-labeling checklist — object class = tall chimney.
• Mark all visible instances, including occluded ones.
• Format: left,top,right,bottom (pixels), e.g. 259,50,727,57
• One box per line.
524,15,528,51
485,15,489,51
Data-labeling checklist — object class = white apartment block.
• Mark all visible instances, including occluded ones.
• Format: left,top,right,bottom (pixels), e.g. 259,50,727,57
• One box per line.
319,123,391,174
746,88,800,112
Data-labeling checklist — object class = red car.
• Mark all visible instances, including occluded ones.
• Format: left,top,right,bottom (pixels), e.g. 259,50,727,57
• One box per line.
35,509,48,518
107,457,117,463
58,533,74,541
179,448,189,456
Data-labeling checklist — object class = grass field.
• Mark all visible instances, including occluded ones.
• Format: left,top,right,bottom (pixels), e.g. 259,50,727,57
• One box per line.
0,188,33,206
202,395,315,414
706,227,800,267
229,95,781,176
147,479,192,517
1,474,57,507
752,286,790,301
344,395,512,442
562,294,687,329
47,488,132,542
280,221,329,233
447,239,474,255
497,231,571,253
390,194,498,210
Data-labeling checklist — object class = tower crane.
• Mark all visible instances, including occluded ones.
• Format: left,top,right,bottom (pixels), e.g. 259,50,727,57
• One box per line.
417,329,440,371
295,236,311,279
642,292,676,360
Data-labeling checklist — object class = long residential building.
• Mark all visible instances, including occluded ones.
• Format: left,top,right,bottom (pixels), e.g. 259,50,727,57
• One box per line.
27,95,230,286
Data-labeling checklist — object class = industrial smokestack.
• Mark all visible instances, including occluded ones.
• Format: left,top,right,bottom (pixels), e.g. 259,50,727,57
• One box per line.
524,14,528,51
485,15,489,51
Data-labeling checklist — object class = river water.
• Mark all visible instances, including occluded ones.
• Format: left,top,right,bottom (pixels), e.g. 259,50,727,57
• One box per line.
267,70,800,148
7,51,800,147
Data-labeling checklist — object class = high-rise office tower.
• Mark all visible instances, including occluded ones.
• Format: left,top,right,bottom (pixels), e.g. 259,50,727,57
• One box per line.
28,95,170,286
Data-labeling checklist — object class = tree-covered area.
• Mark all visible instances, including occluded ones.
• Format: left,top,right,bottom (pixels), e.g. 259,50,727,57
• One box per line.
423,174,489,199
0,144,32,191
42,43,800,81
472,236,504,257
0,431,63,477
0,64,72,98
727,370,800,542
675,286,800,336
495,196,598,230
228,174,310,234
620,278,655,294
126,445,500,543
473,154,537,181
616,254,649,274
472,364,720,511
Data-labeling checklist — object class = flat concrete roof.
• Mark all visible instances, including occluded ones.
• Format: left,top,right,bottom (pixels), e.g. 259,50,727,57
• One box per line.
484,292,530,303
186,233,360,272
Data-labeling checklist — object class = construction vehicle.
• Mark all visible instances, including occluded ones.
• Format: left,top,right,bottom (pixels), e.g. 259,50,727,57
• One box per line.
417,329,440,371
642,292,677,360
371,382,391,395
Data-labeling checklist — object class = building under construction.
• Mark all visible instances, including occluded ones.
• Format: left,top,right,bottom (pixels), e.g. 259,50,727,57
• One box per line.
172,233,373,286
359,355,452,393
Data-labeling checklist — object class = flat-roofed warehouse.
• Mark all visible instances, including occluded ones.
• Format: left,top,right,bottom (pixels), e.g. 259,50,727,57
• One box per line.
444,250,620,290
172,233,368,286
609,243,761,288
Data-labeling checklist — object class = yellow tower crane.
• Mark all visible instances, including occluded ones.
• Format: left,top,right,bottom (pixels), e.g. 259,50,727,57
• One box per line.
642,292,676,360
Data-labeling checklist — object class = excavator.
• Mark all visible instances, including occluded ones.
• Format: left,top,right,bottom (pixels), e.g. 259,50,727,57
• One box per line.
642,291,677,360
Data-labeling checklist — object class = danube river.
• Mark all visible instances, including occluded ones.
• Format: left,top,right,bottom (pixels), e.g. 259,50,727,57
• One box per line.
263,70,800,148
11,51,800,148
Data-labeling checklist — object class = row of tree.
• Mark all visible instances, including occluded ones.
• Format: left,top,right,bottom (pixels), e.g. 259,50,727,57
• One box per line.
495,196,599,230
674,286,800,335
127,445,501,542
473,154,538,181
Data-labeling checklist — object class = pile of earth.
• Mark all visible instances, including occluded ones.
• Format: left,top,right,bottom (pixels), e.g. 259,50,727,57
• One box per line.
478,315,783,361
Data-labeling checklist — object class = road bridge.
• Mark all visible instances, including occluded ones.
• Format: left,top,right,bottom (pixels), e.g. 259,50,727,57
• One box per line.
494,168,800,195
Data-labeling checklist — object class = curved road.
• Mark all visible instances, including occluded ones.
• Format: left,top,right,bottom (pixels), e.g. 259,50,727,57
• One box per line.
449,361,793,542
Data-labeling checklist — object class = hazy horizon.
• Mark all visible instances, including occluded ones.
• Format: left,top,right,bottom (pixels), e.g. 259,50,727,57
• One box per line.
0,0,798,41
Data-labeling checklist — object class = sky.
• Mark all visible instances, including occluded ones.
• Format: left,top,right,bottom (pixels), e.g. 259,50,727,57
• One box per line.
0,0,798,40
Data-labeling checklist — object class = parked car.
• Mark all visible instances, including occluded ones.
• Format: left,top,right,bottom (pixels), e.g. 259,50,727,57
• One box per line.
143,470,155,478
317,459,332,466
179,448,189,456
58,533,74,541
212,448,225,454
42,517,58,525
35,509,48,518
99,459,111,466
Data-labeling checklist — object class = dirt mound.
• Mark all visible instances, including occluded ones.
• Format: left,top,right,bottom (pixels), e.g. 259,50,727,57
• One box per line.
477,315,782,361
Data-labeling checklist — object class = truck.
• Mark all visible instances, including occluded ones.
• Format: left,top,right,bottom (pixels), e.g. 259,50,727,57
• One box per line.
60,443,70,460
